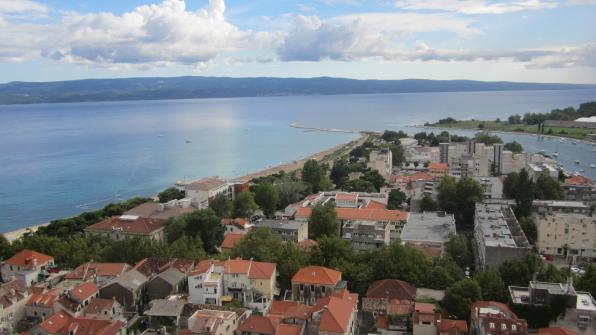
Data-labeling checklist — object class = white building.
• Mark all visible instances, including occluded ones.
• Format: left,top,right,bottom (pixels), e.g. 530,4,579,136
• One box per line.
526,162,558,181
184,177,235,210
472,176,504,199
536,212,596,262
368,149,393,178
0,249,54,286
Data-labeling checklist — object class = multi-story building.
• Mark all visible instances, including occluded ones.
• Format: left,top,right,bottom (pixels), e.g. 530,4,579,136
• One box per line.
562,177,596,206
181,177,248,210
532,200,592,216
469,301,528,335
472,176,504,199
342,219,390,251
187,309,241,335
64,262,130,287
406,146,440,164
188,258,277,312
410,179,440,213
291,266,345,306
253,219,308,244
123,199,195,221
1,249,55,286
0,280,30,332
84,215,167,242
527,162,558,181
362,279,416,315
368,149,393,179
400,211,456,258
449,154,488,178
428,162,449,179
413,302,440,335
473,203,531,271
535,212,596,261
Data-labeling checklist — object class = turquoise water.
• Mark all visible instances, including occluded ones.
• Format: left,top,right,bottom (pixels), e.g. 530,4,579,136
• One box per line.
1,89,595,230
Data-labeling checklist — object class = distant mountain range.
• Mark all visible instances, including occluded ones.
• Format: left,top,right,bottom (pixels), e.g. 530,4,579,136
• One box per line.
0,76,594,105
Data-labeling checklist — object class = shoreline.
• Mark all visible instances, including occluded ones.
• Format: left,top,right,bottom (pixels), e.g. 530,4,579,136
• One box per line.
2,132,369,242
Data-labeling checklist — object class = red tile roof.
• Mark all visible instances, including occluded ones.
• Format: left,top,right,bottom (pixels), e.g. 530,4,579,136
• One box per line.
275,323,303,335
238,315,279,335
65,262,129,281
70,283,99,303
132,258,193,278
366,279,417,300
565,175,593,185
86,216,166,234
5,249,53,267
67,317,126,335
222,259,276,280
292,266,341,286
37,311,73,334
312,293,358,333
409,171,434,181
295,207,408,222
83,298,118,315
336,193,358,201
220,233,244,250
297,239,318,251
186,177,228,191
538,327,579,335
440,319,469,334
27,289,60,308
364,200,387,209
269,300,310,320
428,163,449,171
415,302,436,314
191,260,213,275
221,218,251,229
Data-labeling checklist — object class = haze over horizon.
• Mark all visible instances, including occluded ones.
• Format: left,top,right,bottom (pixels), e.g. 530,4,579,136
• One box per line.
1,0,595,84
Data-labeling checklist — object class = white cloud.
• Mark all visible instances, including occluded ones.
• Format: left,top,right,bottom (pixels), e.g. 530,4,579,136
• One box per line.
394,0,558,15
0,0,47,15
323,0,361,5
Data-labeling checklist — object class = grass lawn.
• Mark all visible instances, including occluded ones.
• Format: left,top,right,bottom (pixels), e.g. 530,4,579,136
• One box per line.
430,120,594,140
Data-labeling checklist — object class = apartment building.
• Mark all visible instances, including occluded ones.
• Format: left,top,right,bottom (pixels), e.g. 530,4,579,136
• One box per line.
472,176,504,199
182,177,248,210
84,215,167,242
469,301,528,335
291,266,345,306
368,149,393,179
400,211,456,258
253,219,308,244
535,211,596,261
342,219,390,251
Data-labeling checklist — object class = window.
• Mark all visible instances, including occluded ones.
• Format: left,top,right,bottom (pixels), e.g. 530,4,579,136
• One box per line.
310,285,315,292
511,324,517,331
501,323,507,330
489,322,495,329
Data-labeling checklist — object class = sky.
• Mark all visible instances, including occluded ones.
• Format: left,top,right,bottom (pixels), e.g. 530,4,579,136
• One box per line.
0,0,595,83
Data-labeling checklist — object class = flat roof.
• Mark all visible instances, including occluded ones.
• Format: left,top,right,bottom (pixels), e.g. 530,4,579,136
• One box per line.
475,204,526,248
576,292,596,312
400,212,456,243
256,219,305,230
532,200,589,208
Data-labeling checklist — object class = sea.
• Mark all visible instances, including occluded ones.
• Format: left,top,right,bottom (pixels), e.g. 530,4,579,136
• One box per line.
1,89,595,231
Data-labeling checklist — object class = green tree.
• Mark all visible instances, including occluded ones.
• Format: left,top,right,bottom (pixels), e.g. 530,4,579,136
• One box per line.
277,243,310,290
504,141,524,154
275,179,309,209
534,174,564,200
167,236,207,260
344,179,376,192
515,169,534,217
157,187,185,203
444,235,472,270
0,235,13,260
503,172,519,198
475,269,507,302
387,189,406,210
438,176,458,214
310,235,354,267
330,159,350,188
371,243,433,286
518,216,537,245
209,194,233,218
455,178,483,228
231,227,283,263
361,170,386,191
443,279,482,320
389,143,406,167
308,203,340,239
420,196,438,212
575,265,596,297
474,133,503,145
176,209,225,253
302,159,331,193
254,183,279,218
232,192,258,218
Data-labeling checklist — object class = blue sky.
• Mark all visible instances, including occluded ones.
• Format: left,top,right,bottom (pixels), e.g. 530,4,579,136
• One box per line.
0,0,595,83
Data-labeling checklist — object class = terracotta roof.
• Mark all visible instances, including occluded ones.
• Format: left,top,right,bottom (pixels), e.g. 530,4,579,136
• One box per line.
409,171,434,181
238,315,279,335
295,207,408,222
387,299,414,315
221,218,251,229
191,260,213,275
538,327,579,335
428,162,449,171
5,249,53,267
85,216,166,234
440,319,469,334
366,279,417,300
27,289,60,308
275,324,303,335
249,261,276,279
223,258,251,274
67,317,125,335
269,300,310,320
132,258,193,278
415,302,436,314
220,233,244,250
186,177,228,191
364,200,387,209
124,202,195,220
83,298,118,315
70,283,99,302
564,175,593,185
0,280,28,308
336,193,357,201
292,266,341,286
312,294,358,333
38,311,73,334
65,262,129,281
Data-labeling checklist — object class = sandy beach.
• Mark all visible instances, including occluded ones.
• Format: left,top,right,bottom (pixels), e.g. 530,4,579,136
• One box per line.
2,132,369,243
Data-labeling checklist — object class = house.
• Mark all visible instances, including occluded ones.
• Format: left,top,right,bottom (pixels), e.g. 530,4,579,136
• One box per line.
253,219,308,244
297,239,318,251
309,290,359,335
64,262,130,287
291,266,344,306
400,212,456,258
221,218,252,235
133,258,194,301
186,309,240,335
29,311,73,335
362,279,416,315
30,312,126,335
99,269,148,312
237,315,283,335
469,301,528,335
145,298,186,329
537,327,579,335
124,199,195,220
561,177,596,206
473,203,531,271
1,249,55,285
413,302,440,335
188,259,277,312
428,162,448,179
439,319,468,335
55,282,100,317
220,234,244,253
82,298,124,321
25,288,61,322
84,215,167,242
0,279,30,331
335,193,359,208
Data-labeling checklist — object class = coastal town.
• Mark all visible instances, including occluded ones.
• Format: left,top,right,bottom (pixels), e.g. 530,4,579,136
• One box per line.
0,116,595,335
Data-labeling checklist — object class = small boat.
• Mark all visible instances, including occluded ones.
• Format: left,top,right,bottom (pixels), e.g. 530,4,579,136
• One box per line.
593,148,596,152
552,152,559,157
575,160,580,164
591,164,595,169
572,141,577,145
579,169,585,173
185,140,191,144
157,134,164,138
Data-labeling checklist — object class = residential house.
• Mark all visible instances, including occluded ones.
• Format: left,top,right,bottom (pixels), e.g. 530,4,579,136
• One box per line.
562,176,596,206
99,269,148,313
469,301,528,335
342,218,390,251
55,282,100,317
84,215,167,242
362,279,416,315
400,212,456,258
221,218,252,235
30,312,126,335
308,289,359,335
1,249,54,285
188,260,223,305
145,298,186,329
237,315,287,335
220,234,244,253
253,219,308,244
29,311,73,335
428,162,449,179
473,203,531,271
291,266,345,306
25,288,61,322
0,280,30,331
82,298,124,322
413,302,440,335
133,258,193,301
64,262,129,287
124,199,195,220
186,309,239,335
439,319,468,335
